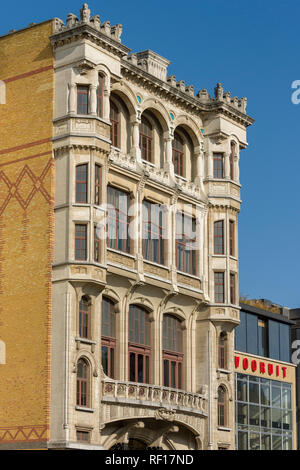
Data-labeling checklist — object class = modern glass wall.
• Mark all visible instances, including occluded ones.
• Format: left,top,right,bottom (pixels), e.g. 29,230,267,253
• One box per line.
235,311,290,362
235,373,293,450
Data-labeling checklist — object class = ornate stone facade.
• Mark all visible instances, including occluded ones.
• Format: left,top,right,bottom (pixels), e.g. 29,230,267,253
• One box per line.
0,4,253,450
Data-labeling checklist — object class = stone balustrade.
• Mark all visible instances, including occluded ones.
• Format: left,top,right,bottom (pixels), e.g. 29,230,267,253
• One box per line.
101,379,208,416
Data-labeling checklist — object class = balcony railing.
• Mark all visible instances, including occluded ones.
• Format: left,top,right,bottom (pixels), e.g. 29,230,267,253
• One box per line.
101,378,208,416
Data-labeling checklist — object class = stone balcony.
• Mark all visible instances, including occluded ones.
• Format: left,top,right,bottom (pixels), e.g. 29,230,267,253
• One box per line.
101,378,208,417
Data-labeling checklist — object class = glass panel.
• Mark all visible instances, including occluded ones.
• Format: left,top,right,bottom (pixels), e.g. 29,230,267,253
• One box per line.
258,319,268,357
164,359,169,387
272,434,282,450
249,405,260,427
130,352,135,382
261,434,271,450
138,354,144,383
279,323,290,362
282,433,293,450
261,406,271,429
269,321,280,360
102,346,108,375
235,311,247,352
272,386,281,408
282,386,291,409
237,403,248,425
249,432,260,450
282,410,292,431
178,362,182,389
171,361,176,388
271,408,282,429
145,356,149,384
237,379,248,402
246,314,258,355
261,383,270,406
238,431,248,450
110,347,114,379
249,382,259,403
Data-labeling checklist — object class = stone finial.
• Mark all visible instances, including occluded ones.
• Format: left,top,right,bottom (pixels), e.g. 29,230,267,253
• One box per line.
53,18,64,33
66,13,78,28
214,82,224,101
176,80,185,92
223,91,231,103
167,75,177,87
232,96,239,107
111,24,123,42
101,21,111,36
80,3,91,23
186,85,194,96
197,89,209,102
240,97,247,112
90,15,100,30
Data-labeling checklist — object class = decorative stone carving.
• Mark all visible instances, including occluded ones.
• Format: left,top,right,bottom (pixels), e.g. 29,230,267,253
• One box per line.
90,15,100,30
155,408,176,422
80,3,91,23
111,24,123,42
66,13,78,28
214,82,224,101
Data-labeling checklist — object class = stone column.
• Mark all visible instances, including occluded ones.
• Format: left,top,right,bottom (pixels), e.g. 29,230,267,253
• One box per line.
224,152,230,179
90,84,97,115
103,83,110,121
194,145,204,186
130,116,142,162
207,153,213,178
68,83,76,115
234,151,240,183
164,132,174,178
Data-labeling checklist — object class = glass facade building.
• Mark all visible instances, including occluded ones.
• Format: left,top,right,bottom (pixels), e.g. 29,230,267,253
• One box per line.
236,373,293,450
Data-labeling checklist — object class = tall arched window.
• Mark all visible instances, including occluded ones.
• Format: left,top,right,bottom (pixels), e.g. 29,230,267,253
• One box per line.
139,115,153,162
218,386,227,427
218,332,227,369
110,100,119,147
76,358,90,407
79,296,91,339
101,297,116,378
230,142,235,180
97,74,104,118
172,132,184,177
163,314,183,389
128,305,151,383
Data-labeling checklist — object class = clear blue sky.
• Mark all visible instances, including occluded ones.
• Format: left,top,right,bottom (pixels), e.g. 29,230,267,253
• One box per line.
1,0,299,308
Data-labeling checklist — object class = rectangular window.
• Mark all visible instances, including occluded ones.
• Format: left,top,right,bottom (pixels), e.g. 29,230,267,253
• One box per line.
229,220,235,256
213,153,224,179
214,220,224,255
214,272,224,303
230,273,236,305
77,85,89,115
94,164,101,205
175,212,197,275
75,224,87,260
97,75,103,118
258,319,268,357
107,186,130,253
76,430,90,443
142,200,165,265
75,164,88,203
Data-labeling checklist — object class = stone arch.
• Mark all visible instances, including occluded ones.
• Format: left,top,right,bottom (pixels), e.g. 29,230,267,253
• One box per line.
0,340,6,364
111,81,137,117
73,350,98,378
129,296,155,314
102,287,121,307
141,98,170,133
173,114,203,149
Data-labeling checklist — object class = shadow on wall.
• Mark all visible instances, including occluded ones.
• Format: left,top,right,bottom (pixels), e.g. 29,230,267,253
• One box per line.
0,80,5,104
0,340,6,364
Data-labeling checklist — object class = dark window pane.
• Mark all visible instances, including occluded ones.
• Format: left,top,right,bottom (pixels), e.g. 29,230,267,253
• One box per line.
246,314,258,355
130,353,135,382
102,346,108,375
269,321,280,360
164,359,169,387
279,323,290,362
235,311,247,352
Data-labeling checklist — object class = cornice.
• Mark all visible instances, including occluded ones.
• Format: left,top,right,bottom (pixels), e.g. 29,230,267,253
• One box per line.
50,23,130,58
121,61,254,128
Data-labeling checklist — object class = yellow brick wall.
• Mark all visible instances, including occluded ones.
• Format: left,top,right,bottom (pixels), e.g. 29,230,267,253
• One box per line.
0,21,54,445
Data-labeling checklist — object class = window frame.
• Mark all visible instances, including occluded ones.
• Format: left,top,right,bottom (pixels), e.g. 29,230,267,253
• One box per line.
78,295,91,339
230,272,236,305
75,163,88,204
163,314,183,389
229,220,235,257
214,271,225,303
75,223,88,261
94,163,102,206
218,386,227,427
175,212,197,276
76,358,90,408
101,297,116,379
142,199,165,265
213,153,224,179
214,220,224,255
139,115,153,163
107,185,131,254
110,100,119,148
128,305,151,384
77,85,89,115
172,131,184,177
97,74,104,118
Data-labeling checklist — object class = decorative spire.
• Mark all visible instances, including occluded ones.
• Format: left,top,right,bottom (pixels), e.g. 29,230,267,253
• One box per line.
80,3,91,23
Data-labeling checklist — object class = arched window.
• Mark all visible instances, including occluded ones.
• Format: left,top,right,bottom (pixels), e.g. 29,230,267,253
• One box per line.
110,100,119,147
97,74,104,118
128,305,151,384
163,314,183,389
76,358,90,407
172,132,184,177
218,386,227,427
218,332,227,369
79,296,90,339
101,297,116,378
230,142,235,180
139,115,153,162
